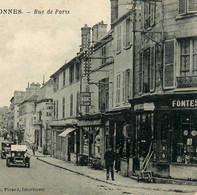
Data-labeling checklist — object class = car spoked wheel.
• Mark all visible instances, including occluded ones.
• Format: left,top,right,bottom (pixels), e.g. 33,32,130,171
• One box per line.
6,159,10,167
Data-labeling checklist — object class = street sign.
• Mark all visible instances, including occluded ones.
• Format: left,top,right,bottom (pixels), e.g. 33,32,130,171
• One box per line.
80,92,91,106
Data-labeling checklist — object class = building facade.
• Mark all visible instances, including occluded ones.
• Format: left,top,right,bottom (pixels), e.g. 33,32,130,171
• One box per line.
131,0,197,180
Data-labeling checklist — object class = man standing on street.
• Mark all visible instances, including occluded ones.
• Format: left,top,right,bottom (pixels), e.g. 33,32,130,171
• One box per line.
104,146,115,181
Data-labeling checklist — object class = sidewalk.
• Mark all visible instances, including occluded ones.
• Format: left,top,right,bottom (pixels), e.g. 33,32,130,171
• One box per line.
36,155,197,194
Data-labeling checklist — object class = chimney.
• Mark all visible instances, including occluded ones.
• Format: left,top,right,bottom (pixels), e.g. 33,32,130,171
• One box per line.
110,0,118,24
92,21,107,43
80,24,91,51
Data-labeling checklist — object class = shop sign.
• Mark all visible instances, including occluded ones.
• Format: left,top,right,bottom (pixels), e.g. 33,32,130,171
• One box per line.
134,102,155,111
80,92,91,106
172,99,197,108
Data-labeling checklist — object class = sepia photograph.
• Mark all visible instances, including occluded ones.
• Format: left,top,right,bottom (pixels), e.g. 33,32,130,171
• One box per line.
0,0,197,194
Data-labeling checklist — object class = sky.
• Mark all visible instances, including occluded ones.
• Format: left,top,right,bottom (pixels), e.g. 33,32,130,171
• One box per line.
0,0,110,107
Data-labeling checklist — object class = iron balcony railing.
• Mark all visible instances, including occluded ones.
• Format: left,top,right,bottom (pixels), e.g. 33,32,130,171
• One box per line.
177,76,197,88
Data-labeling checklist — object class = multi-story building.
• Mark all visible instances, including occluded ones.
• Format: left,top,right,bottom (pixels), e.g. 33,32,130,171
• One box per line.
34,79,54,154
131,0,197,180
50,54,82,162
18,83,40,145
9,91,26,143
77,21,113,168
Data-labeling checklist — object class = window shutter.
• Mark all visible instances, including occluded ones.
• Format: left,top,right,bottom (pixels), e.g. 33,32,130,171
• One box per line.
179,0,186,14
187,0,197,12
123,71,125,102
150,46,155,91
150,4,156,26
123,21,126,48
164,41,175,88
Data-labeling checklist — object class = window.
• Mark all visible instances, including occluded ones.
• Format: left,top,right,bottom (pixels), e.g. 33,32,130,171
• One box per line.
116,74,121,105
69,66,74,83
164,40,175,88
98,77,109,112
144,1,155,29
143,48,150,93
75,63,81,80
63,71,66,87
70,94,73,116
124,19,132,48
139,52,143,93
76,92,80,115
123,69,131,103
117,26,121,52
180,38,197,76
62,97,65,119
54,76,59,92
172,112,197,164
139,47,155,93
56,100,59,119
179,0,197,14
150,46,155,91
101,46,106,65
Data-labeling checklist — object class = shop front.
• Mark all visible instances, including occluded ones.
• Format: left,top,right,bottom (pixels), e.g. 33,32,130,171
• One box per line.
130,93,197,179
77,114,105,168
105,108,134,177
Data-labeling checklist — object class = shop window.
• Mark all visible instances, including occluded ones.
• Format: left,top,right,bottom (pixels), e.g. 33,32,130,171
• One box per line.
179,0,197,14
144,1,155,29
159,113,171,162
164,40,175,89
172,113,197,164
69,132,75,153
136,113,154,158
82,128,89,155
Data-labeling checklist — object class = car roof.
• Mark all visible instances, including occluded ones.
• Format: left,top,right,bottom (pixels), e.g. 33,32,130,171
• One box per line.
11,145,27,151
1,140,14,144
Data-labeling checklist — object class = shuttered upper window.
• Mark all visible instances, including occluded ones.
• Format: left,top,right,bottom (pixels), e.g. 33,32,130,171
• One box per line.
163,40,175,89
179,0,197,14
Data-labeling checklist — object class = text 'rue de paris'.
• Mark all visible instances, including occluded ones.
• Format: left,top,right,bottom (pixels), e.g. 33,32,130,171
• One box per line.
33,9,70,15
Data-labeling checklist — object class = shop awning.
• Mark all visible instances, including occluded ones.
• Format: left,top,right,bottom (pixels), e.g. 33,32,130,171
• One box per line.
58,128,76,137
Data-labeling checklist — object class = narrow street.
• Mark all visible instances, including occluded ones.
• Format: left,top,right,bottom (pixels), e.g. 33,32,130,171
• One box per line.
0,154,195,195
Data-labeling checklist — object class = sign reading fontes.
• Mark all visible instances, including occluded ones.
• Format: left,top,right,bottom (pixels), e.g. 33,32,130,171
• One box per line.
172,99,197,108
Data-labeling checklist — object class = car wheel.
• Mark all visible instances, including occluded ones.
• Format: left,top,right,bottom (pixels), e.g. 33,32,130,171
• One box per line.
6,159,10,167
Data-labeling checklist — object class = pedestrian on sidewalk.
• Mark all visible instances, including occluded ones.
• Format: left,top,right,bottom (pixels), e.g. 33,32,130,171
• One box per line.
32,145,35,156
104,146,115,181
115,146,121,173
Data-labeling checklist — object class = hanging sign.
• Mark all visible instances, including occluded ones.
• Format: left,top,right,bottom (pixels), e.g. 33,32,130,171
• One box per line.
80,92,91,106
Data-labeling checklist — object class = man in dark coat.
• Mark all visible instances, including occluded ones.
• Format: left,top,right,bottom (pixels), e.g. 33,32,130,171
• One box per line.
104,146,115,180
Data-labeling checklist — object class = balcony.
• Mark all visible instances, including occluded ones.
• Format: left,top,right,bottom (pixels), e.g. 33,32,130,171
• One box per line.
177,76,197,88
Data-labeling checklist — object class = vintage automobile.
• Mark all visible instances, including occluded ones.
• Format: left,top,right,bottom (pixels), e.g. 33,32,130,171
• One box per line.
6,145,30,168
1,140,15,159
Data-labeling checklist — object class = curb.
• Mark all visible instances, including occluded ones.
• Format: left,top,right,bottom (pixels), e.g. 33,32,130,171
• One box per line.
36,157,196,194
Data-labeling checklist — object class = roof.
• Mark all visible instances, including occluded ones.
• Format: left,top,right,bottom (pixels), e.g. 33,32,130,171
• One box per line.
20,93,38,105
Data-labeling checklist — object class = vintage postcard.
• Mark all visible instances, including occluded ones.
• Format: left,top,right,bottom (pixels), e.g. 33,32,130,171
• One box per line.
0,0,197,195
